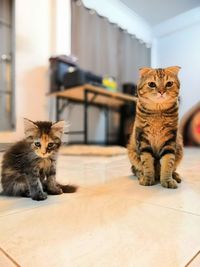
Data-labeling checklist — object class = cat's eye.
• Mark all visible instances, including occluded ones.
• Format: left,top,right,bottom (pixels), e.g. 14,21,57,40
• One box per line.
48,142,54,148
148,82,156,88
166,81,173,87
34,142,41,147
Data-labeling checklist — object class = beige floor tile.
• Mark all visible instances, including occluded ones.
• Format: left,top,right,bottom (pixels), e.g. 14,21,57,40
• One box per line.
0,148,200,267
1,186,200,267
0,248,19,267
186,251,200,267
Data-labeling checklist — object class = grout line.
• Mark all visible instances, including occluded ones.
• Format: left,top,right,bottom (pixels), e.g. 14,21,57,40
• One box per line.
185,250,200,266
0,247,21,267
1,191,200,220
0,201,62,218
0,195,77,219
139,200,200,217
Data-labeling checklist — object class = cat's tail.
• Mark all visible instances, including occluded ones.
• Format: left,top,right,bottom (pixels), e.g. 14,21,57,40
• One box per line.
57,183,78,193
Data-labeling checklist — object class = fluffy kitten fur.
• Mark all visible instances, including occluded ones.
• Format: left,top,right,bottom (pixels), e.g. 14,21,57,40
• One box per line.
1,119,77,200
128,66,183,189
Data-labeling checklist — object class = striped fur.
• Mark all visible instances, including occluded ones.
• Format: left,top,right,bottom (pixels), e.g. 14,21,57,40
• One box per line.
128,66,183,189
1,119,77,200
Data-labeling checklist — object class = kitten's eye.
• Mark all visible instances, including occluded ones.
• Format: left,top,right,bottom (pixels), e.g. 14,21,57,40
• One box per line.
34,142,41,147
48,142,54,148
166,81,173,87
148,82,156,88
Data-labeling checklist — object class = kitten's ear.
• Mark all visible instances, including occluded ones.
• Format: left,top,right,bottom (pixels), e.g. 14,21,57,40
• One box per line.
165,66,181,75
139,67,152,77
24,118,38,137
51,121,65,138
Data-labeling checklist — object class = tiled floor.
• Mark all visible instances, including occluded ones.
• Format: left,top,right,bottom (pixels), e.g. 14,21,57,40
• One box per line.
0,148,200,267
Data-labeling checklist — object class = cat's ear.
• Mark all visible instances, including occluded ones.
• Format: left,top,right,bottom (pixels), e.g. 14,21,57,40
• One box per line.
51,121,65,138
165,66,181,75
24,118,38,137
139,67,152,77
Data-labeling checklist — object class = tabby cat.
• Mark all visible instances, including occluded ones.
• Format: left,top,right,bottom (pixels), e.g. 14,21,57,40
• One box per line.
128,66,183,189
1,119,77,200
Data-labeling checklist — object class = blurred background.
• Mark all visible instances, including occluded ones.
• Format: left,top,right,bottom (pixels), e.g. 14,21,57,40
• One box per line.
0,0,200,147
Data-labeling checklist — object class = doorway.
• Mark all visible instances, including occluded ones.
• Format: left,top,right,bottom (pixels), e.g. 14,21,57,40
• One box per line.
0,0,14,131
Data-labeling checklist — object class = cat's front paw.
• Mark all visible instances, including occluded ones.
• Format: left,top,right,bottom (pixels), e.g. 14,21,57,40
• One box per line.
139,176,155,186
47,186,63,195
161,179,178,189
172,172,182,183
131,165,136,175
31,191,48,201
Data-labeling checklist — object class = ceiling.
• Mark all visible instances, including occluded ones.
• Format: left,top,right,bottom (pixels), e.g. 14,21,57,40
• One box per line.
121,0,200,26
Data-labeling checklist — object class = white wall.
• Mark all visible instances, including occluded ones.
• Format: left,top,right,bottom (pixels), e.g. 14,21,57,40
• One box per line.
0,0,71,142
152,8,200,118
0,0,152,143
14,0,52,134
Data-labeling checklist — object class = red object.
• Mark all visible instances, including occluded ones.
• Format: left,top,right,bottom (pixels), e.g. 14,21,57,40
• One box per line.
196,124,200,134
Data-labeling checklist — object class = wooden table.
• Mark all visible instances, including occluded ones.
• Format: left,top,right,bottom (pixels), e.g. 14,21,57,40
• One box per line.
49,84,137,144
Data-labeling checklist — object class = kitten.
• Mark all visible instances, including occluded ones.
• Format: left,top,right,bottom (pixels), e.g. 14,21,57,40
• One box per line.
1,119,77,200
128,66,183,189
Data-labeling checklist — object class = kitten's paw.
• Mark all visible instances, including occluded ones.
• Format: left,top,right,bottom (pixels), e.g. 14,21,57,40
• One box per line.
161,179,178,189
21,189,31,198
31,191,48,201
139,176,155,186
172,172,182,183
131,165,136,175
47,186,63,195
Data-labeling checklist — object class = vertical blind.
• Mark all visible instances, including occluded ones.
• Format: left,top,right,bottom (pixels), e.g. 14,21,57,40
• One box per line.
71,0,151,89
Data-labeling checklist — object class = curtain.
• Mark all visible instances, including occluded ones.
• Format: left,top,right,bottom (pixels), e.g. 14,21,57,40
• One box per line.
71,0,151,90
70,0,151,144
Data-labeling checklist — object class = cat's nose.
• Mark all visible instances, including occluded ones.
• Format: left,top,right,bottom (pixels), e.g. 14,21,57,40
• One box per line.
158,90,164,95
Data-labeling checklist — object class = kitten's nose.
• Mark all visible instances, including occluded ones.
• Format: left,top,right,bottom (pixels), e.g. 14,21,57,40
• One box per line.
158,90,164,95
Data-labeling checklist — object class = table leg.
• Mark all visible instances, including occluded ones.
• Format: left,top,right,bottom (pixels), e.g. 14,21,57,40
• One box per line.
84,90,88,144
56,97,59,121
105,107,109,145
